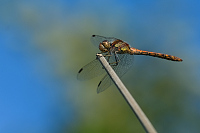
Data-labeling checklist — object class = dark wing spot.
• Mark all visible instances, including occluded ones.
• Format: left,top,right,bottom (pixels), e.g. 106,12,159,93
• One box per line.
92,35,96,37
98,81,102,87
78,68,83,73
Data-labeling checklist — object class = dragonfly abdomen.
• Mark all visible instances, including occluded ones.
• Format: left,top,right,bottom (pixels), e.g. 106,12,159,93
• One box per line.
130,48,182,62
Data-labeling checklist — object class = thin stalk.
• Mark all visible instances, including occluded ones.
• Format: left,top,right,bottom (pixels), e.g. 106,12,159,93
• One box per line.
96,53,157,133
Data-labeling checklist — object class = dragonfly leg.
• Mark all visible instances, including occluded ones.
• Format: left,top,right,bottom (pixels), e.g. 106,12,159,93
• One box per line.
109,51,120,66
103,52,112,62
99,52,113,69
98,51,120,67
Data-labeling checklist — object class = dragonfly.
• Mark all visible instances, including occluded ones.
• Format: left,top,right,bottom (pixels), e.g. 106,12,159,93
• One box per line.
77,35,182,93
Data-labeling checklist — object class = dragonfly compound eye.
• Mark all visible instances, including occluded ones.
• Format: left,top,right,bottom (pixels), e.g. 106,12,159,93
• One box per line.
99,43,108,53
102,40,111,49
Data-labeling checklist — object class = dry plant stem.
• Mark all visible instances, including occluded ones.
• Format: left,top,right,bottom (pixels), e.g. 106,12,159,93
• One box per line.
96,53,157,133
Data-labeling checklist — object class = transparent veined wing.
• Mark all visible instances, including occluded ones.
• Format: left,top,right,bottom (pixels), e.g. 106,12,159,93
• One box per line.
77,59,105,81
97,53,134,93
90,35,117,47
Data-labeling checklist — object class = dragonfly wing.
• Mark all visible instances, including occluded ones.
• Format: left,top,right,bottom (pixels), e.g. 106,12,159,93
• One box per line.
97,54,134,93
97,74,113,93
77,59,105,80
90,35,117,47
115,54,134,77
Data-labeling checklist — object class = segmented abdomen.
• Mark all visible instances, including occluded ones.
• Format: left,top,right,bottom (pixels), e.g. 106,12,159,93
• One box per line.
130,48,182,62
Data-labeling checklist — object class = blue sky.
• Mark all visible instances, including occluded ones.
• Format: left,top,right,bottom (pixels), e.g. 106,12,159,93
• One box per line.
0,29,75,132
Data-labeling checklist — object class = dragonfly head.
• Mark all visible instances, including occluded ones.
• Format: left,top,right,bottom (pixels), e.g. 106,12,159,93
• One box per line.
99,40,111,53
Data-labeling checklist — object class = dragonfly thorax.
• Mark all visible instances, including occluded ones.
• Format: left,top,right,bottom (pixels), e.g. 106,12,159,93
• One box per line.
99,40,111,53
113,41,132,54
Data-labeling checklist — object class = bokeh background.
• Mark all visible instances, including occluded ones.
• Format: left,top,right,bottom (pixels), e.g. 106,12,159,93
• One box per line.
0,0,200,133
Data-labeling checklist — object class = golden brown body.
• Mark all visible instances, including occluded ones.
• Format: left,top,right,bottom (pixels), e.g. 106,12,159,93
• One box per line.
99,38,183,62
